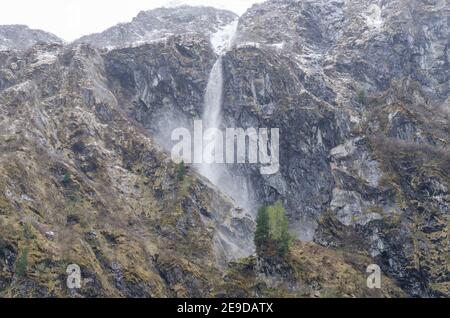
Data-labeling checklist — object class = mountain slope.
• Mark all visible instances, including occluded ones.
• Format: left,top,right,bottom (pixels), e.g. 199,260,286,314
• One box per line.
0,42,254,297
0,1,448,298
0,39,405,298
74,6,238,49
0,25,63,51
217,0,449,297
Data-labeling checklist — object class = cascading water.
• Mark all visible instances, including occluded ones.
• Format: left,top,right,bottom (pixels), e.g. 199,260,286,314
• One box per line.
191,19,257,261
199,56,224,185
197,20,256,214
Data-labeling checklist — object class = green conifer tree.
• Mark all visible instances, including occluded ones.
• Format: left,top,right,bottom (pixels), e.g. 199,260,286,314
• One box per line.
177,160,186,181
255,201,292,258
255,206,270,256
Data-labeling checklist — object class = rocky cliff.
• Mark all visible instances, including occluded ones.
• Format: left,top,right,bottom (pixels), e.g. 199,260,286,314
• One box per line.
0,1,448,298
0,41,255,297
0,25,63,51
74,6,238,50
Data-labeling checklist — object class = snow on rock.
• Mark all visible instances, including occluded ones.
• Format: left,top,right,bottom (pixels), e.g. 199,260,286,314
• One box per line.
5,80,34,93
270,42,285,50
236,42,261,50
32,51,58,67
365,4,384,28
0,25,62,51
210,19,239,55
74,6,238,50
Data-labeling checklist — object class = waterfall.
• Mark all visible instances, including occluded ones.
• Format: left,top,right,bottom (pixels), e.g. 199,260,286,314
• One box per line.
203,58,223,131
196,19,257,260
199,56,224,185
197,20,256,214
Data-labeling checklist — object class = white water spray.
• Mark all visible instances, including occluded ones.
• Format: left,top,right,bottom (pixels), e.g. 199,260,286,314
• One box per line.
197,20,256,213
199,56,224,184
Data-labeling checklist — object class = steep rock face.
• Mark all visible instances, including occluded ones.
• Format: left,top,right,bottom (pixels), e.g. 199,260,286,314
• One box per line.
216,0,449,297
235,0,346,56
74,6,238,49
0,40,400,298
0,43,254,297
85,0,448,297
221,45,351,239
315,135,449,297
236,0,449,104
104,34,216,144
0,25,63,51
0,1,448,298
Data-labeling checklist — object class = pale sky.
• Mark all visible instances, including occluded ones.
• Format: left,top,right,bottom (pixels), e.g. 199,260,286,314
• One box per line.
0,0,265,42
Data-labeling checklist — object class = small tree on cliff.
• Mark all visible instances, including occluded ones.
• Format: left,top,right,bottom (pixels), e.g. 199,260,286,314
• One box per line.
254,201,292,258
177,160,186,181
357,89,366,105
255,206,270,256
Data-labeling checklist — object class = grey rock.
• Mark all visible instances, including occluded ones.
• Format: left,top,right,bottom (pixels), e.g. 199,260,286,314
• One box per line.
0,25,63,51
74,6,238,49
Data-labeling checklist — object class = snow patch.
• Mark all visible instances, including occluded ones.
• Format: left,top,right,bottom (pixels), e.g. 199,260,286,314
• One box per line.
6,80,33,93
270,42,285,50
210,19,239,55
350,115,361,124
236,42,261,50
32,51,57,67
365,4,384,28
388,111,399,123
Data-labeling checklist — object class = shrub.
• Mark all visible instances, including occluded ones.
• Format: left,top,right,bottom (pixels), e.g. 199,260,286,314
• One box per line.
23,222,35,240
357,90,366,105
15,247,29,278
62,171,72,185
